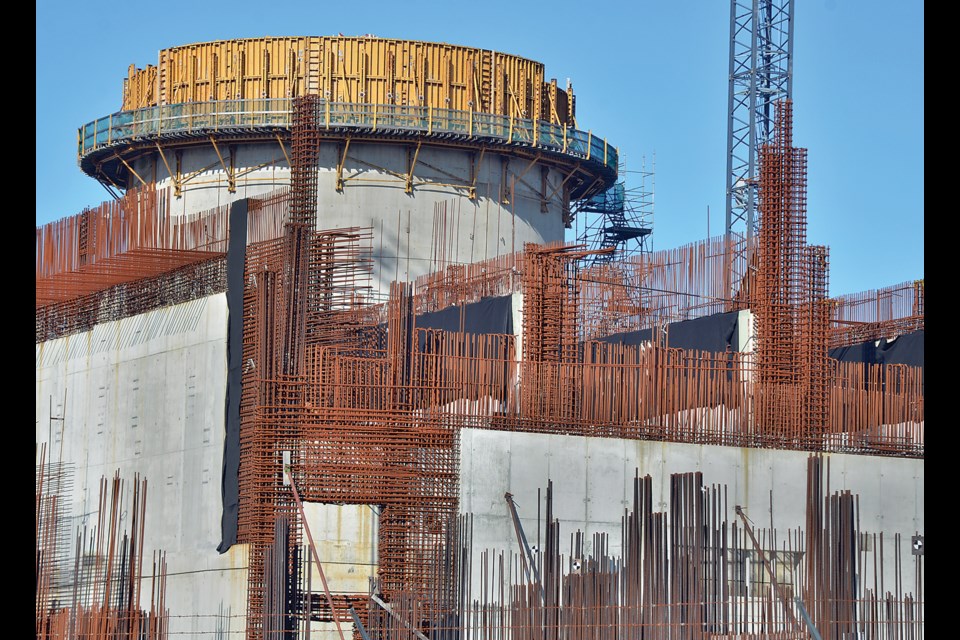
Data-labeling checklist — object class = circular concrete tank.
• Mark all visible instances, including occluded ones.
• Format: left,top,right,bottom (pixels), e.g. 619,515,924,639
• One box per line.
78,36,618,294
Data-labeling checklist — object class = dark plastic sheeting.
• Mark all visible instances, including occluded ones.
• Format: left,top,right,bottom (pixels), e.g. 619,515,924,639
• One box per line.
413,295,514,353
829,330,924,369
217,200,246,554
598,311,740,353
416,295,514,335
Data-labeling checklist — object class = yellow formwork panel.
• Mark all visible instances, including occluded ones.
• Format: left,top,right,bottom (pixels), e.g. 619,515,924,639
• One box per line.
122,64,157,111
122,36,576,123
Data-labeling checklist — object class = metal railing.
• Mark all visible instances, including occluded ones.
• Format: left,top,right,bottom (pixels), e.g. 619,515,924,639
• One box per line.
78,99,617,172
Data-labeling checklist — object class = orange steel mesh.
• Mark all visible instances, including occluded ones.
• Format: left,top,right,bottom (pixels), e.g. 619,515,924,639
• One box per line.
36,255,226,342
752,100,831,443
829,280,925,348
413,251,521,314
410,233,754,343
412,234,752,342
36,186,226,306
36,185,292,343
247,187,292,243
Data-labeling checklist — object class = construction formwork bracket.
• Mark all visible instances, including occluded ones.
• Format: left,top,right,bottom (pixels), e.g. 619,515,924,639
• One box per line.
406,140,422,195
174,150,183,197
209,135,236,193
155,143,178,196
500,156,510,204
468,147,486,200
336,137,352,192
540,165,550,213
276,134,291,167
93,167,123,200
113,151,148,188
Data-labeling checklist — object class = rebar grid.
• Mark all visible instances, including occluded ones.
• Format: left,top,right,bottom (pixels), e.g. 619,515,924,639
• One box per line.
36,186,230,306
580,234,757,340
413,251,522,315
36,185,295,343
750,100,831,443
829,281,925,349
36,255,227,342
411,234,755,343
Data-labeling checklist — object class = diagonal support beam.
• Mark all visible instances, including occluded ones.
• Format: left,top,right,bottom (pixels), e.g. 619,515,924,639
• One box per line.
113,152,148,188
545,163,582,203
276,134,291,167
735,505,803,633
405,140,422,194
336,137,351,192
209,136,236,193
469,147,486,200
154,143,181,197
284,464,347,640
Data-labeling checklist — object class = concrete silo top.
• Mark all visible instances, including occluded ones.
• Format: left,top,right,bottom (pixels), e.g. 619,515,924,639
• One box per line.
78,36,618,194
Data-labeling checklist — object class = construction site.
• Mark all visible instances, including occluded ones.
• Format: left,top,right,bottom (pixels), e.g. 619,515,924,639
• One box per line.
36,8,924,640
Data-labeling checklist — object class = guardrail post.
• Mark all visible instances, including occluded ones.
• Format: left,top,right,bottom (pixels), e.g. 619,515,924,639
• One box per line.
563,126,567,153
373,104,377,131
428,106,433,135
469,107,473,137
604,138,607,165
587,130,592,160
325,100,330,128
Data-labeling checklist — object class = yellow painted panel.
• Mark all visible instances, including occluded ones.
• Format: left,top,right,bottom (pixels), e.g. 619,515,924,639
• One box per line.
122,64,157,110
121,37,575,123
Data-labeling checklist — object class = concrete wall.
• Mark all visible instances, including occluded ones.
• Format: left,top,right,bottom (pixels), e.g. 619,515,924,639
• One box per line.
35,295,246,638
135,141,569,298
302,502,379,596
460,428,923,597
302,503,379,638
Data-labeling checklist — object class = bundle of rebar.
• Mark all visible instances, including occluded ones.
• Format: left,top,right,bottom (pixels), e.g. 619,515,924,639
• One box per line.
358,458,921,640
35,454,169,640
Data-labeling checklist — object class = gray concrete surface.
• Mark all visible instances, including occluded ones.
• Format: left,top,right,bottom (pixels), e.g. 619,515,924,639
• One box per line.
134,141,569,298
36,295,246,638
459,427,923,601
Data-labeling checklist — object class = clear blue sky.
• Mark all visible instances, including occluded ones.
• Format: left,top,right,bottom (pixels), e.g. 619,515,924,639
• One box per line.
36,0,923,297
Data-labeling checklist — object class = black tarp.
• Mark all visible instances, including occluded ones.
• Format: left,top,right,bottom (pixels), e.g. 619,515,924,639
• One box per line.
218,200,246,554
597,310,740,353
829,330,924,369
413,295,514,353
415,295,514,335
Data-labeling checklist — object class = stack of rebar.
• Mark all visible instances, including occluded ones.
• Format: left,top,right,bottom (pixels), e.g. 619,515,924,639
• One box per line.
35,456,169,640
